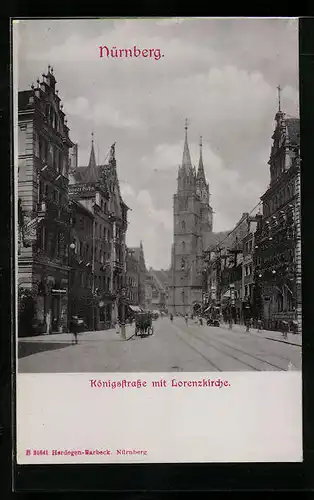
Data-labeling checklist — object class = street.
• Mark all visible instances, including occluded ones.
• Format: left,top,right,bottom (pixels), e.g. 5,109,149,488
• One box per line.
18,317,302,373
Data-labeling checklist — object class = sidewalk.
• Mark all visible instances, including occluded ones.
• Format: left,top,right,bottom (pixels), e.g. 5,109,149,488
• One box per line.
20,324,136,343
220,322,302,347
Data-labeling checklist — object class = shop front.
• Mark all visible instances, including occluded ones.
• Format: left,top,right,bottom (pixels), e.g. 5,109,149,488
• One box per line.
98,293,116,330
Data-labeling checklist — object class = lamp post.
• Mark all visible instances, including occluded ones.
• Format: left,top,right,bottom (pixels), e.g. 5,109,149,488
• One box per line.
69,242,76,329
229,283,235,329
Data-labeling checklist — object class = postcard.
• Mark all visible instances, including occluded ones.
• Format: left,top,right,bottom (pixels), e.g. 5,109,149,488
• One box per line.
14,17,302,465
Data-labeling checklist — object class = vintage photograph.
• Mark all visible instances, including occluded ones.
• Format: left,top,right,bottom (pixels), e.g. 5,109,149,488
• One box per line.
16,18,301,374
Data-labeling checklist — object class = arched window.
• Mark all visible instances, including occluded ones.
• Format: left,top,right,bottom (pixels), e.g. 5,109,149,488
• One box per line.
181,221,186,231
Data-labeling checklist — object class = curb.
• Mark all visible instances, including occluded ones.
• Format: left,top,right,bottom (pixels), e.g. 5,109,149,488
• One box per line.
262,336,301,348
220,325,301,347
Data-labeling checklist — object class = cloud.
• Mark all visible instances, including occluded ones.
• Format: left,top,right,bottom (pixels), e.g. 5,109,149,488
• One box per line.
120,185,172,268
65,96,144,129
15,18,299,269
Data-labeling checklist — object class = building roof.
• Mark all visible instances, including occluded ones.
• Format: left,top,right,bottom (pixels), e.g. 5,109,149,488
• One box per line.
128,247,141,261
286,117,300,146
205,231,231,251
18,90,33,111
70,199,94,218
73,165,104,184
148,269,170,290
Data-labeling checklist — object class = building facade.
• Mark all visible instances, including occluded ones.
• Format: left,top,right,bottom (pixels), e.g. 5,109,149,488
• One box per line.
69,140,129,329
68,199,94,328
126,248,140,307
128,242,148,309
18,67,74,336
168,125,213,316
204,214,252,323
254,106,301,333
147,268,169,312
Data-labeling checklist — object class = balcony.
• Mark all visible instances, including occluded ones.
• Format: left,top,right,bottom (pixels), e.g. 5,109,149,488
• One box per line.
37,199,71,225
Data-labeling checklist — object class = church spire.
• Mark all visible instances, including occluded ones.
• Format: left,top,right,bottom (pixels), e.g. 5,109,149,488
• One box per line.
85,131,99,182
275,84,285,123
88,132,96,168
182,118,193,174
197,135,205,180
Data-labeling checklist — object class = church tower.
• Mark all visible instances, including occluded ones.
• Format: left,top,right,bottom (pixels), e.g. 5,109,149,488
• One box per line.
196,136,214,249
169,121,213,316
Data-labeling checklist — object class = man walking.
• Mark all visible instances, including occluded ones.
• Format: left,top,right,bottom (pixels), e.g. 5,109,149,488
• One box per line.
70,315,79,344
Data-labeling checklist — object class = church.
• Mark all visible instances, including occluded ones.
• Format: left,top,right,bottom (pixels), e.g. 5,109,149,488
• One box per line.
168,122,214,316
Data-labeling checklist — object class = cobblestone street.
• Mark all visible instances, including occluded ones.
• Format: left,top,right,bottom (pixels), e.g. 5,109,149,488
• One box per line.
18,317,302,373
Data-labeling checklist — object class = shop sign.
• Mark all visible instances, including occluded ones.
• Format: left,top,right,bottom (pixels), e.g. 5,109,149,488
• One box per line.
52,288,67,294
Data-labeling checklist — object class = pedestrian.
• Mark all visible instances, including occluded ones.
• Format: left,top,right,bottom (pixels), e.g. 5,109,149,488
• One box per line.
45,310,52,335
185,313,188,325
199,316,203,326
70,316,78,344
257,319,263,332
281,320,288,340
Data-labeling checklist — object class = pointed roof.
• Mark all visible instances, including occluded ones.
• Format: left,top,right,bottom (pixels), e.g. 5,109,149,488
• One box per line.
84,133,99,183
182,119,193,174
197,136,205,180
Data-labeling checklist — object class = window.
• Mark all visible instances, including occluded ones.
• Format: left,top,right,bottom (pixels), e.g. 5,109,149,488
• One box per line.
277,293,283,312
42,225,47,252
58,151,63,173
56,232,61,256
44,184,49,198
181,221,186,231
39,181,44,201
182,241,186,252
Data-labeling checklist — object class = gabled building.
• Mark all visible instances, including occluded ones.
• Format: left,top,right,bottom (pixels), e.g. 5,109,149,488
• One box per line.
68,199,94,328
69,139,129,329
126,248,140,308
147,268,169,312
254,99,301,333
18,66,74,335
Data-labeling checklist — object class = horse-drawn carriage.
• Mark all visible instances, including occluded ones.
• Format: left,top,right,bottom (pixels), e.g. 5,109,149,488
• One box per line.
135,311,154,337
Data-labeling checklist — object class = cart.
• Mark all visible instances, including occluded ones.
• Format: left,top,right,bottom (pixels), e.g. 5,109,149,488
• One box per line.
135,311,154,337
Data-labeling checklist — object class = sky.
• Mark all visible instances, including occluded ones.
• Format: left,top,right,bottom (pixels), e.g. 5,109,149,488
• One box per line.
14,17,299,270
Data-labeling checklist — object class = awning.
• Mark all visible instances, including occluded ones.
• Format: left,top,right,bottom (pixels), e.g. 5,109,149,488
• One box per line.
129,305,142,313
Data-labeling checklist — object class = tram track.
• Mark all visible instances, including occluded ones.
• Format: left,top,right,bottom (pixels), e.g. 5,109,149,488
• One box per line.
171,324,223,371
187,327,286,371
172,323,259,371
216,327,297,364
